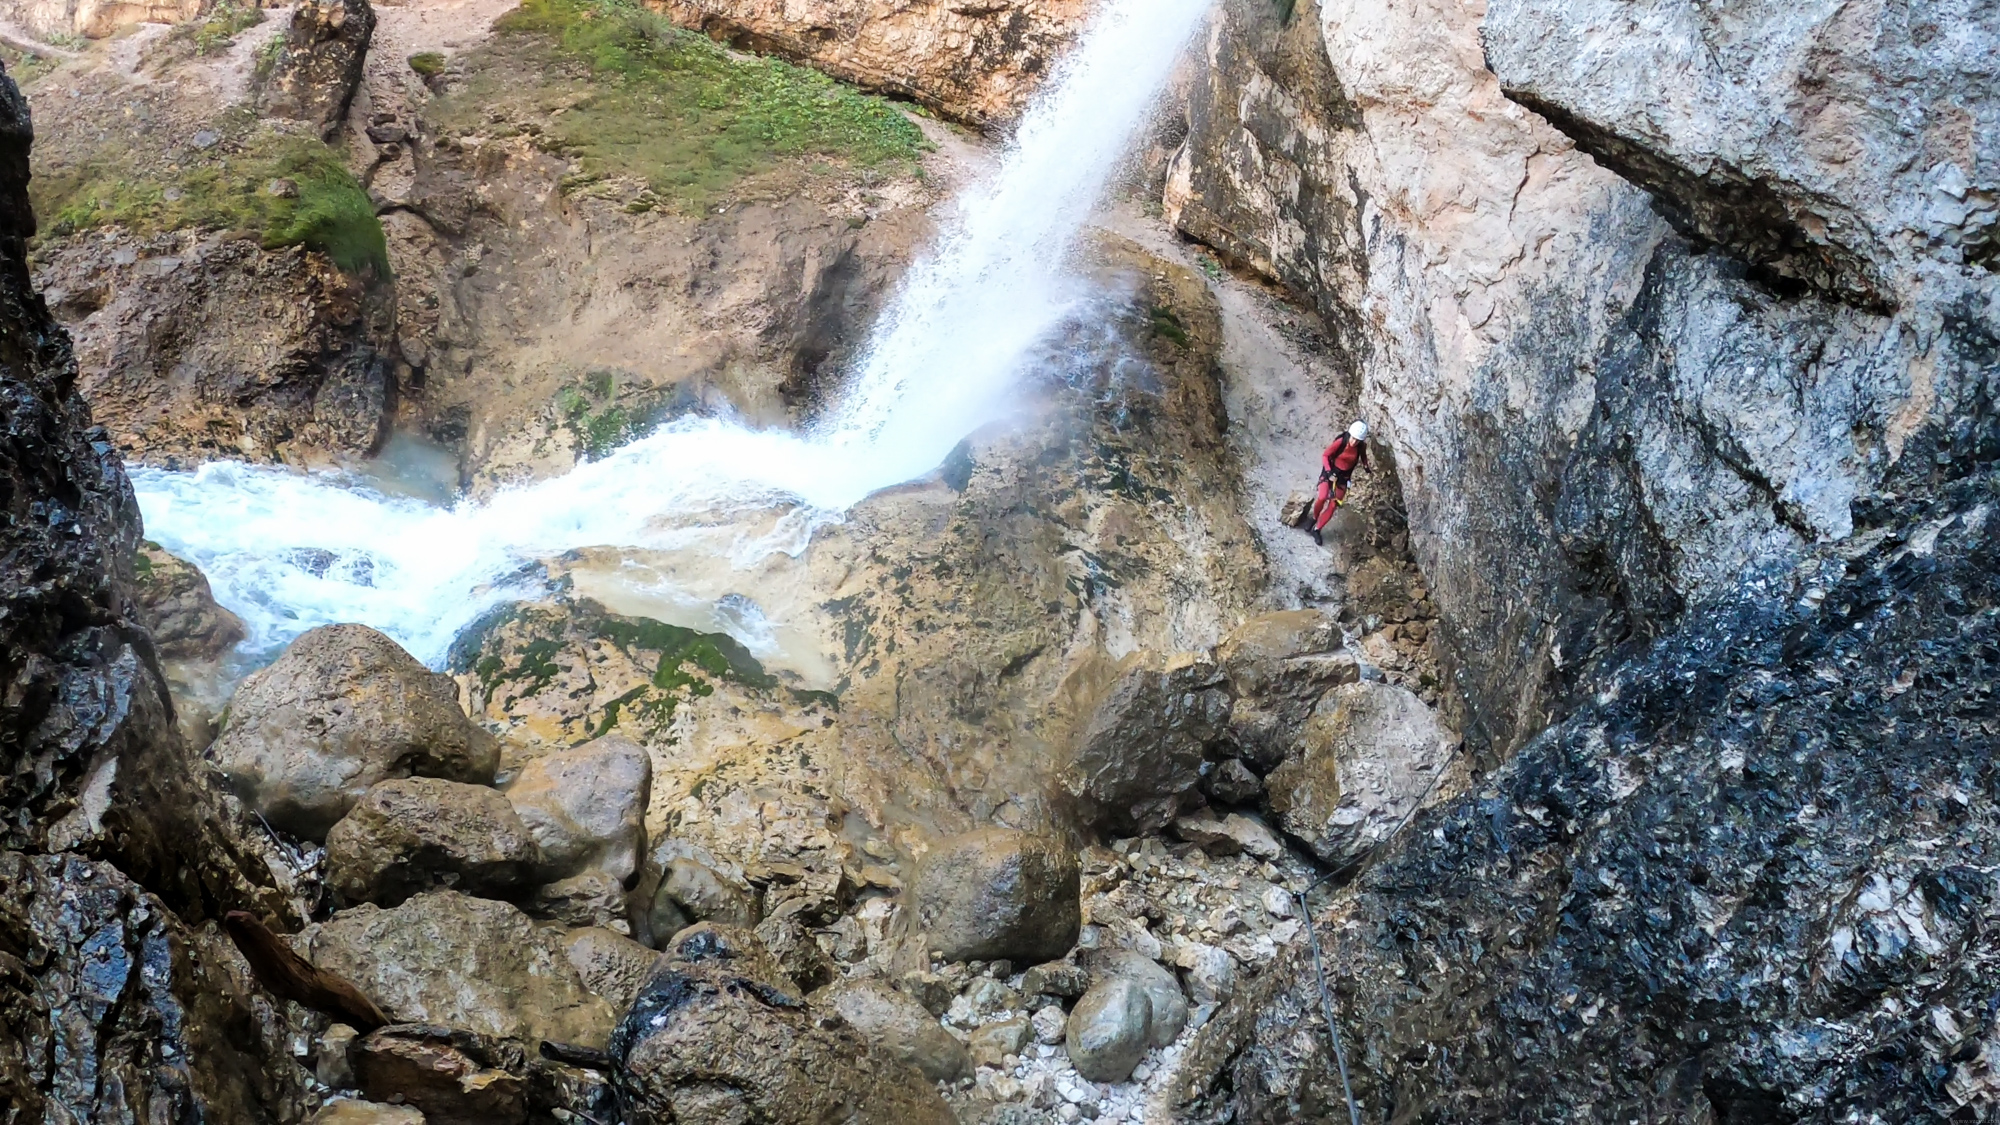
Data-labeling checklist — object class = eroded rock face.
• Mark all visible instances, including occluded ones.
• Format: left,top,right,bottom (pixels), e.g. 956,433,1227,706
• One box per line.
210,624,500,840
325,776,541,907
1264,681,1455,867
1174,479,2000,1122
913,828,1081,964
651,0,1089,126
37,231,396,467
304,890,617,1048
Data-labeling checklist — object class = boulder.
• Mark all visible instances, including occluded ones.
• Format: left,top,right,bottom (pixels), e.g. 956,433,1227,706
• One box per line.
525,871,629,930
131,542,246,661
260,0,376,138
1021,960,1090,999
1031,1004,1066,1046
646,841,760,932
1265,682,1456,866
1214,611,1360,773
912,828,1080,964
209,624,500,840
969,1015,1033,1068
1060,651,1232,831
303,890,616,1048
325,778,540,907
1171,811,1284,861
505,738,651,883
817,978,973,1083
1086,948,1188,1048
563,927,660,1015
1065,977,1152,1084
610,957,957,1125
306,1100,426,1125
352,1026,525,1125
658,922,794,996
1203,758,1265,805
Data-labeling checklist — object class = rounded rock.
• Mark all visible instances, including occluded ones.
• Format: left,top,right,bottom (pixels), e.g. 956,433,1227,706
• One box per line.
1065,977,1152,1084
913,828,1080,964
324,777,539,907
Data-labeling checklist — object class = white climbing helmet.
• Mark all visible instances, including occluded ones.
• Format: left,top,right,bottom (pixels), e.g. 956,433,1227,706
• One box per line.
1349,420,1370,441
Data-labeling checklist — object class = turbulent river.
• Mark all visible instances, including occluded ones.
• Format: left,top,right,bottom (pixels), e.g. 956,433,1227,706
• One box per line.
132,0,1213,671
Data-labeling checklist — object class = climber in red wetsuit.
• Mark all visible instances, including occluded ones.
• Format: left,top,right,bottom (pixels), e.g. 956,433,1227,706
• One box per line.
1306,421,1370,545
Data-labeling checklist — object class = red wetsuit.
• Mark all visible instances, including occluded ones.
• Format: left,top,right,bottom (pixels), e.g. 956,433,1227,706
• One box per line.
1310,434,1369,531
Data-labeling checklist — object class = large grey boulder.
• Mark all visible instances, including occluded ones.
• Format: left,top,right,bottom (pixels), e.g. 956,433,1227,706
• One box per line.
1086,948,1188,1048
817,978,972,1083
1060,652,1233,831
1265,682,1456,866
611,946,956,1125
505,737,651,883
324,777,540,907
302,890,616,1048
210,624,499,840
913,828,1080,964
1065,977,1152,1084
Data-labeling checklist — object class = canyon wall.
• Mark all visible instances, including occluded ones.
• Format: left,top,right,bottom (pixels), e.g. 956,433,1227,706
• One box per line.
1174,0,1997,765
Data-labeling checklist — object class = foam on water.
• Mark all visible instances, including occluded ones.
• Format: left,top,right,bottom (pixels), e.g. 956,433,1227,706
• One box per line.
132,0,1214,668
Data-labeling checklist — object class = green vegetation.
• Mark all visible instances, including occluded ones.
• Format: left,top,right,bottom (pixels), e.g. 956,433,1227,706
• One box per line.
1149,305,1190,348
180,0,265,55
555,370,650,460
407,51,447,77
454,0,927,211
32,127,389,277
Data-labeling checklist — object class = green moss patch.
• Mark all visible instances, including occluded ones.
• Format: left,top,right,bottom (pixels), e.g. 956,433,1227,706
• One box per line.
441,0,928,211
408,51,447,76
32,125,389,277
176,0,264,56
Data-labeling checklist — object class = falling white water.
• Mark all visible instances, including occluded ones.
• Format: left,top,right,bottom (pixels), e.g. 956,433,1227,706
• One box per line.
133,0,1214,669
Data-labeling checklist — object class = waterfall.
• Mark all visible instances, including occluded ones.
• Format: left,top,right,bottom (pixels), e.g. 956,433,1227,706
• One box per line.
131,0,1214,668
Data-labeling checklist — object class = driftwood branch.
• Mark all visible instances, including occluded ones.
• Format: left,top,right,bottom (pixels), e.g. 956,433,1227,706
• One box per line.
225,910,390,1032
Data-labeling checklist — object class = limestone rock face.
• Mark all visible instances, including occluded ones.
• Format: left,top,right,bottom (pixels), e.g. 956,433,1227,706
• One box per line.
37,231,395,467
261,0,377,138
325,777,542,907
0,0,202,39
1061,651,1233,831
819,978,973,1083
131,542,246,661
652,0,1090,126
303,890,617,1048
913,828,1080,964
1065,976,1151,1084
611,956,957,1125
504,737,651,883
1265,682,1455,866
210,624,501,840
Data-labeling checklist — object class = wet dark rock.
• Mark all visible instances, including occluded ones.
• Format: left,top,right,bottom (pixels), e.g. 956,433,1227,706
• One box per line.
913,828,1081,964
610,955,957,1125
1204,758,1265,805
353,1025,528,1125
260,0,376,139
1061,652,1233,831
1175,477,2000,1123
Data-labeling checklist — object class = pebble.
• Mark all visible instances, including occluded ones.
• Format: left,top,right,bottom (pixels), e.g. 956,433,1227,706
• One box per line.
1262,886,1295,918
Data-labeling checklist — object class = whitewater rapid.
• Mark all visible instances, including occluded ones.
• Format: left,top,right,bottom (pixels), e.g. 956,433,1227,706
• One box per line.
133,0,1214,669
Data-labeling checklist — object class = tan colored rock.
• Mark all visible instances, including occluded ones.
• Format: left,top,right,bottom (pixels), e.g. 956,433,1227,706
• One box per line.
612,957,956,1125
352,1027,525,1125
210,624,499,840
306,1100,427,1125
325,777,540,907
1265,682,1455,866
505,737,651,883
650,0,1089,127
968,1015,1032,1068
131,543,245,662
818,977,972,1083
564,926,661,1015
2,0,202,40
913,828,1080,964
525,871,630,931
303,890,617,1048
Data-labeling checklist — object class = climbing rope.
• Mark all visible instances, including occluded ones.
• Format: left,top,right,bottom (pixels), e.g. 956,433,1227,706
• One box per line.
1298,872,1363,1125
